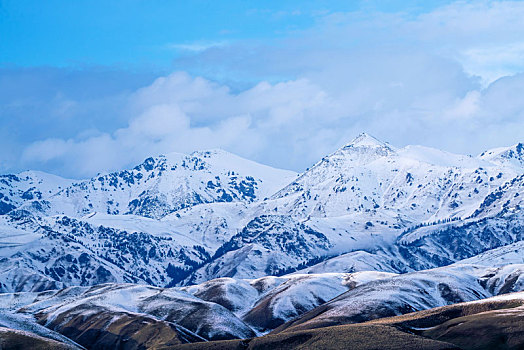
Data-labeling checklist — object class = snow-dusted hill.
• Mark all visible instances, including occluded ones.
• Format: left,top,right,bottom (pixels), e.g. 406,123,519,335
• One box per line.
0,271,395,345
275,262,524,333
1,133,524,293
1,255,524,348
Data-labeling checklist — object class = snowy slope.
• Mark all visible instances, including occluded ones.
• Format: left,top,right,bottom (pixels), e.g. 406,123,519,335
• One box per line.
296,250,408,274
479,142,524,169
0,171,73,215
0,210,216,292
0,272,390,342
459,240,524,266
240,271,395,332
395,174,524,270
0,259,523,347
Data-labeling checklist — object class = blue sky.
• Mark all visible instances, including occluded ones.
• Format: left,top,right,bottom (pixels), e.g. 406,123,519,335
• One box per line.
1,1,454,69
2,1,524,177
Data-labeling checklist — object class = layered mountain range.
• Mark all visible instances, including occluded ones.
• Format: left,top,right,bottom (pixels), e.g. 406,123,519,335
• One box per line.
1,133,524,349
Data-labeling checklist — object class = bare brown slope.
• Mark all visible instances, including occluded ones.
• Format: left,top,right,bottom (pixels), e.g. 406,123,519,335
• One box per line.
0,327,76,350
173,324,458,350
36,305,204,350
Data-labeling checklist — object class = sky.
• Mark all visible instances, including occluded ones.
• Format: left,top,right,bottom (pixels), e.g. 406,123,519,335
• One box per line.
2,0,524,178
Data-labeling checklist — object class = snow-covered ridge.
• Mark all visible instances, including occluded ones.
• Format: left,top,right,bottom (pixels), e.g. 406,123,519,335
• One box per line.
1,134,524,292
13,149,297,219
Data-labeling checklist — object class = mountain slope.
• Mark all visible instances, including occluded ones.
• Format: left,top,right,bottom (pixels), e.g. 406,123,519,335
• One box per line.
1,258,523,348
180,135,524,283
396,174,524,270
0,327,79,350
271,133,519,221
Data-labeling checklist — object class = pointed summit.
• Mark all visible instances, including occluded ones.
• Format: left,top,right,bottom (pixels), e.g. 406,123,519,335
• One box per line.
340,133,396,155
296,132,397,174
347,132,388,148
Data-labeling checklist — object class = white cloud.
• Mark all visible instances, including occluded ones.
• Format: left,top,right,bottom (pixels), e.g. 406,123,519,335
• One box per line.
11,1,524,177
22,73,330,177
165,41,229,52
178,1,524,85
21,68,524,178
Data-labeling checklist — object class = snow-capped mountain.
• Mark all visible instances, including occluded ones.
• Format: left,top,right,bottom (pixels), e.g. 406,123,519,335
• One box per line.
0,133,523,294
177,133,524,283
22,149,296,219
1,131,524,349
272,133,518,221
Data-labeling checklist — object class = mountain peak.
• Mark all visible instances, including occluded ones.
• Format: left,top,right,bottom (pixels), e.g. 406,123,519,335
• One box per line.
345,133,390,148
339,133,396,155
293,132,396,176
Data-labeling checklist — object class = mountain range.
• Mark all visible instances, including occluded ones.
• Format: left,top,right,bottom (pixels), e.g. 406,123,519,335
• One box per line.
1,133,524,349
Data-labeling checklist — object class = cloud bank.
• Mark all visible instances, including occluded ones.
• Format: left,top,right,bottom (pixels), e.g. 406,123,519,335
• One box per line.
3,1,524,178
19,69,524,178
